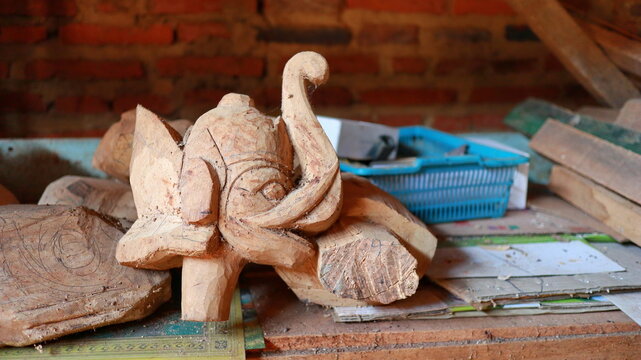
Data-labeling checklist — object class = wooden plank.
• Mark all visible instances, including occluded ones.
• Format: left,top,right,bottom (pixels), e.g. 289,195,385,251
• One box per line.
245,270,641,359
549,166,641,246
528,195,626,242
583,22,641,78
530,119,641,204
576,106,618,123
506,0,639,107
616,98,641,132
505,99,641,156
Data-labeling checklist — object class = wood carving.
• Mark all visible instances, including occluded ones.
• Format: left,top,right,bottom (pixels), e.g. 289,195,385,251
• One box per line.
92,109,192,182
277,173,437,306
0,205,170,347
39,175,137,226
117,51,436,321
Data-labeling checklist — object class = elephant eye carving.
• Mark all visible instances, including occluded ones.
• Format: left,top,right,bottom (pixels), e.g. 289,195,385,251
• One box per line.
260,181,287,201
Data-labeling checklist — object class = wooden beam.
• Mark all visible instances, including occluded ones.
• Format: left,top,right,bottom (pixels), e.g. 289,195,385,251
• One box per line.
505,99,641,155
616,98,641,132
583,22,641,78
506,0,639,107
549,166,641,246
530,119,641,204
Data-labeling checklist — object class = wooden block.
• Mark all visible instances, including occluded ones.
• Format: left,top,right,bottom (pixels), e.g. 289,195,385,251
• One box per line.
317,218,419,305
583,22,641,78
0,184,18,205
507,0,640,107
616,98,641,132
530,119,641,204
528,195,626,242
549,166,641,246
39,175,136,224
92,109,192,182
0,205,171,347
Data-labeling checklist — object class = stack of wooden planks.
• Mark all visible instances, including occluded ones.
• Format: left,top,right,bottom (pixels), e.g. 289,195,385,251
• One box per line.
529,119,641,247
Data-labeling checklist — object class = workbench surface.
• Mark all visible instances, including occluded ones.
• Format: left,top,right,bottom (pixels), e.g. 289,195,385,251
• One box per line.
245,271,641,359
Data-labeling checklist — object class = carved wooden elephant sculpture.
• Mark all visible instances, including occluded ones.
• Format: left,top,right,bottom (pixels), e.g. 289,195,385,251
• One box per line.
116,51,436,321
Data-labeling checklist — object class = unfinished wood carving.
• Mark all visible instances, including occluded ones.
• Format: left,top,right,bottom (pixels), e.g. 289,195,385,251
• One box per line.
0,205,170,347
117,51,436,321
39,175,137,226
92,109,192,182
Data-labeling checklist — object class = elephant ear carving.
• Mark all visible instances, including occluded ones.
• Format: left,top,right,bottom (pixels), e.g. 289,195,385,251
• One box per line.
115,106,219,270
179,122,226,226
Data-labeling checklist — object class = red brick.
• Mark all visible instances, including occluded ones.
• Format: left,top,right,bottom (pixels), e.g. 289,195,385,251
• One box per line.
178,23,231,42
491,58,538,74
393,57,428,74
360,88,457,105
452,0,515,15
157,56,264,77
251,87,281,109
264,0,343,26
0,0,77,16
469,86,561,103
377,114,423,126
432,114,508,132
150,0,255,13
359,23,418,45
26,60,144,80
60,24,173,45
184,89,228,105
55,96,109,113
346,0,446,14
0,26,46,44
0,92,46,112
310,86,353,106
113,94,174,115
96,0,133,13
326,55,378,74
435,58,488,76
0,62,8,78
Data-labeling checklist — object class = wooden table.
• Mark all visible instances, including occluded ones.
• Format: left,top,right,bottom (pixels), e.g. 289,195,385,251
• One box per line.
245,271,641,359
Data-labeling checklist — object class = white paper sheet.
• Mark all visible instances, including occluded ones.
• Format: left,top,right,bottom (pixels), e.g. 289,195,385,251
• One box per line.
427,241,625,279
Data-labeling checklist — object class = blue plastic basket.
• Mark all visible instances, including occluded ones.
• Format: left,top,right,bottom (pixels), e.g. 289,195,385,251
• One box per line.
340,126,529,224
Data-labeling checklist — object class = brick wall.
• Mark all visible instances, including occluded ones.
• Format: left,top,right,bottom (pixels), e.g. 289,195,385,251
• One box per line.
0,0,631,137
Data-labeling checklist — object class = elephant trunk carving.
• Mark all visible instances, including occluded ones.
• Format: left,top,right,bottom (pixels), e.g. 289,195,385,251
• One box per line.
116,51,437,321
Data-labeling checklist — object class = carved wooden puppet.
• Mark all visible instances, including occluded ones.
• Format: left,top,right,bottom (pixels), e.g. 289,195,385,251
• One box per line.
117,51,436,321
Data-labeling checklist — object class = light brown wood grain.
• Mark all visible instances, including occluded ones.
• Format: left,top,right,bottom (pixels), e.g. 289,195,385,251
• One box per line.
583,22,641,79
528,195,626,242
530,119,641,204
277,174,437,307
92,108,192,182
317,218,419,305
39,175,136,223
549,166,641,246
507,0,639,107
615,98,641,132
0,205,171,347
